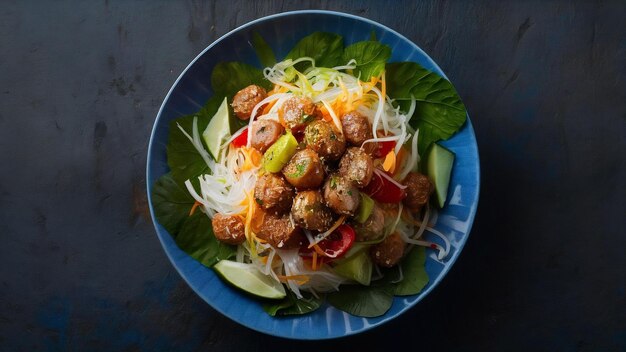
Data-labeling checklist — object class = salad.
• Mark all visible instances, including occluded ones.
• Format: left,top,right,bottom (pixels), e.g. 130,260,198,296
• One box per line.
152,32,467,317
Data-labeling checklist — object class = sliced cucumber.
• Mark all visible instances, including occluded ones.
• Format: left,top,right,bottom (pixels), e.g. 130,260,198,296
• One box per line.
214,260,286,300
333,249,372,286
202,97,231,161
426,143,455,208
355,193,374,224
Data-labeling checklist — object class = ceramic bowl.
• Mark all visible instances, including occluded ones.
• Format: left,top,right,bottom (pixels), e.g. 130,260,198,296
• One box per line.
147,10,480,339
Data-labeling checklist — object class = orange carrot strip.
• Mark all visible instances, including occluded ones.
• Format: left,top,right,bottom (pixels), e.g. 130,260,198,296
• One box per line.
189,201,201,216
262,99,278,115
381,71,387,99
382,150,396,173
277,274,310,285
312,244,327,257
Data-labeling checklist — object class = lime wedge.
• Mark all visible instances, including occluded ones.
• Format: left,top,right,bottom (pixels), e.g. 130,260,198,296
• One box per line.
262,131,298,173
333,249,372,286
202,97,231,161
426,143,455,208
214,260,286,300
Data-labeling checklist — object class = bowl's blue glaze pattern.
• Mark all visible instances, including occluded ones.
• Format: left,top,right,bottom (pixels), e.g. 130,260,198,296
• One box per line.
147,10,479,339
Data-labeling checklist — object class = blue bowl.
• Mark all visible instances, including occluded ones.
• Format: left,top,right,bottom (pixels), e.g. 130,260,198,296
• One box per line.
147,10,480,339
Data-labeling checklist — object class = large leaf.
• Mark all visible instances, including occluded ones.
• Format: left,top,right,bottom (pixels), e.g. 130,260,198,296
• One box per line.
211,62,271,97
286,32,344,70
394,247,429,296
166,94,224,184
175,212,236,268
151,173,196,236
386,62,467,154
342,41,391,81
262,291,322,316
252,32,276,68
327,283,395,318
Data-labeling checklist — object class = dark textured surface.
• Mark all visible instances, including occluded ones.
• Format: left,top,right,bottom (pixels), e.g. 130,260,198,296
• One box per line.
1,1,625,350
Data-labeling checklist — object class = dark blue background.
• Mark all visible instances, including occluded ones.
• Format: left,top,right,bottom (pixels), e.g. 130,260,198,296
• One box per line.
1,1,624,350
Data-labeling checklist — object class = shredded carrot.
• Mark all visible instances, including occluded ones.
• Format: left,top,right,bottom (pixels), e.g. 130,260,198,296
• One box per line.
307,215,347,248
312,244,328,257
268,85,287,95
381,71,387,100
382,150,396,173
250,206,266,234
189,201,201,216
393,147,408,177
244,191,255,244
312,251,318,270
240,147,262,172
277,105,285,125
262,99,278,115
277,274,310,285
318,104,332,122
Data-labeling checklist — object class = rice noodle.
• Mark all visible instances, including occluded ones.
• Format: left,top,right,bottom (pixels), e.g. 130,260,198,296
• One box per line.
415,204,430,240
374,168,407,189
175,56,456,298
425,226,451,260
331,59,357,71
176,118,213,169
397,129,420,181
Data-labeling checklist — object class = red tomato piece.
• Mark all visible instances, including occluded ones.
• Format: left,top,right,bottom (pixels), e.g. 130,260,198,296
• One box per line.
316,224,355,259
374,141,396,158
231,128,248,147
362,171,406,203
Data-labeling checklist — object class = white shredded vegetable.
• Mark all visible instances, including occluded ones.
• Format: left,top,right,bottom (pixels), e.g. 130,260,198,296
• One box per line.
174,55,455,299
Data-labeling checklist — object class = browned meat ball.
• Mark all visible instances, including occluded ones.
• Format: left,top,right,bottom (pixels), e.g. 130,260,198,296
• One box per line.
281,96,320,130
304,120,346,160
370,232,406,268
322,174,360,216
231,85,267,120
282,148,325,190
291,190,335,232
338,147,374,188
254,173,294,215
250,119,284,152
255,212,304,249
341,111,373,146
353,204,385,241
402,172,434,212
211,213,246,245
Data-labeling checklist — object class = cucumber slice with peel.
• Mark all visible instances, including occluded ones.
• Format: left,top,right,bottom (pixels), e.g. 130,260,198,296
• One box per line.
202,97,231,162
214,260,286,300
333,249,373,286
426,143,455,208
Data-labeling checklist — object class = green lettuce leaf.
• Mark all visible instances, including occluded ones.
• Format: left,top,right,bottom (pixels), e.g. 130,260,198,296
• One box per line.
166,94,224,184
263,291,322,316
286,32,344,70
394,247,429,296
176,211,236,268
342,41,391,81
211,62,271,97
326,282,395,318
386,62,467,154
252,32,276,68
151,173,196,236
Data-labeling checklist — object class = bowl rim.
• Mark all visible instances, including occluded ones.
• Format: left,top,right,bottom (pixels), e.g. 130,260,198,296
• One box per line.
146,9,481,339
